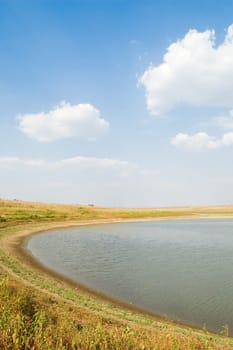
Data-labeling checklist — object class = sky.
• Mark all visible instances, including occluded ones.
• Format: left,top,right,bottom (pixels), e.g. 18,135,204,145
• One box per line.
1,0,233,207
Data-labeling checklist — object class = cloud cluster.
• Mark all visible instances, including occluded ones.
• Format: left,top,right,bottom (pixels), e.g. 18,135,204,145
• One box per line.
0,156,159,206
17,101,109,142
171,106,233,151
0,155,158,178
171,131,233,150
139,24,233,116
0,155,127,171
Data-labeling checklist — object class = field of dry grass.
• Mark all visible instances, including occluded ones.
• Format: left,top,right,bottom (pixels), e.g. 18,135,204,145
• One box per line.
1,199,233,349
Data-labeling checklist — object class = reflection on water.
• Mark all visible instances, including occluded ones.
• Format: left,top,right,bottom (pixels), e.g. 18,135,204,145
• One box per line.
28,220,233,334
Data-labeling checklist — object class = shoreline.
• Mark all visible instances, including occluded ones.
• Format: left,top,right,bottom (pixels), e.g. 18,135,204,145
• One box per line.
3,215,233,337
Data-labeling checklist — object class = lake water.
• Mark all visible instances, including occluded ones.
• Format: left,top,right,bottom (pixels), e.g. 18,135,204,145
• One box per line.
28,219,233,334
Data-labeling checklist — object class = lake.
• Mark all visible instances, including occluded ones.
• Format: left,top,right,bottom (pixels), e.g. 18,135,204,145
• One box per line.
27,219,233,334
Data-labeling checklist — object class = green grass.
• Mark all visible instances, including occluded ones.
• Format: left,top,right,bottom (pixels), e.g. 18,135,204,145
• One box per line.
1,274,233,350
1,199,233,349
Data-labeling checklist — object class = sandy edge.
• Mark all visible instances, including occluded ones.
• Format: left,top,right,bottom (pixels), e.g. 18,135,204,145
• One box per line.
2,215,233,336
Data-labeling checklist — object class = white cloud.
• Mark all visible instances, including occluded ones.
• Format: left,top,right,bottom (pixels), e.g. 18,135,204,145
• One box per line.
0,155,159,206
1,155,233,207
139,24,233,116
17,101,109,142
0,156,137,174
0,157,48,168
171,131,233,150
0,156,143,173
215,109,233,129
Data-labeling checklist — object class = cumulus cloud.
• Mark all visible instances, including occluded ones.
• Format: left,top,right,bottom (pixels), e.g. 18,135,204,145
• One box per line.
139,24,233,116
171,131,233,150
17,101,109,142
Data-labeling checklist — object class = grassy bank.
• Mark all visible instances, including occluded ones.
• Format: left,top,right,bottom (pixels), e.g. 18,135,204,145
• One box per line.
1,199,233,349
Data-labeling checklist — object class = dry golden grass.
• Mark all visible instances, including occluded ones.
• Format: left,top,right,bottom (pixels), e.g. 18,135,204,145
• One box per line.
1,198,233,227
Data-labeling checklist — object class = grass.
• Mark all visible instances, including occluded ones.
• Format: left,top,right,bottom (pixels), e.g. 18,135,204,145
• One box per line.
1,199,233,349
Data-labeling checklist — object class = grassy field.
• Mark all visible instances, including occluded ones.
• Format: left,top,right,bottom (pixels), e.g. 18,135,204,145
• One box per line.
1,199,233,349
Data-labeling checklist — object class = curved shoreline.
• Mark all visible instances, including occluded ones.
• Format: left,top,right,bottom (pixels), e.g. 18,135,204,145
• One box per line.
3,216,233,337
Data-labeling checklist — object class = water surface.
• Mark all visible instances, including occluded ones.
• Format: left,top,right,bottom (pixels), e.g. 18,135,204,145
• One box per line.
28,220,233,334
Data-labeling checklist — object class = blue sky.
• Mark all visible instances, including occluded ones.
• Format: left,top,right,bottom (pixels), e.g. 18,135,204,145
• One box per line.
1,0,233,207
